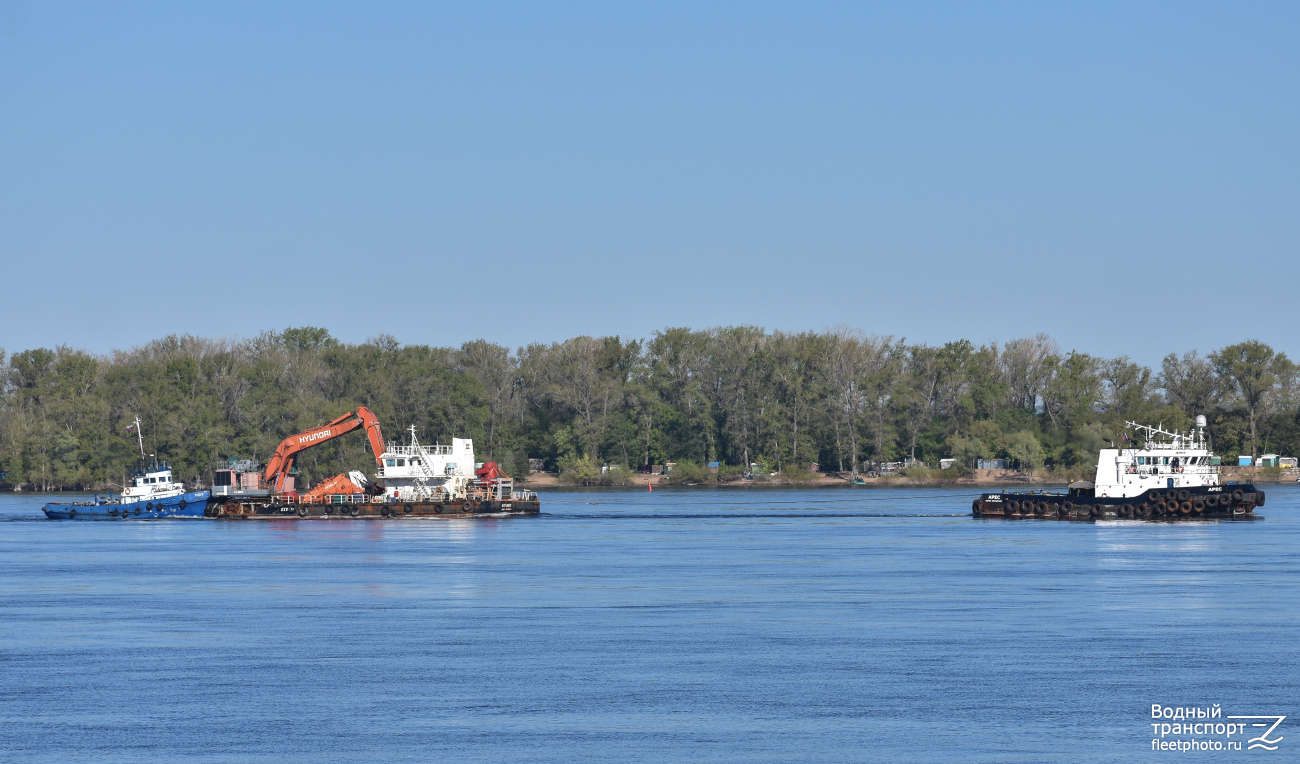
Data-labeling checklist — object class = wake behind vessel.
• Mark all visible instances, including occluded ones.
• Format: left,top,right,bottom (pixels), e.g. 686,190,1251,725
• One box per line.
42,417,210,520
972,417,1263,520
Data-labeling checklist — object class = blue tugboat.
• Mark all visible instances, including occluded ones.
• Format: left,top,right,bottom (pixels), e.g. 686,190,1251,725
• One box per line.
42,417,210,520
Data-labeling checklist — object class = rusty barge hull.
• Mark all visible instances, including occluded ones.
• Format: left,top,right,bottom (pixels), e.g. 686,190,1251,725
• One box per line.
973,485,1263,521
207,497,540,520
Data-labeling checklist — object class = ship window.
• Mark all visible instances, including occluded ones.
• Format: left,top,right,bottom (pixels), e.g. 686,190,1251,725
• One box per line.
1138,457,1145,465
385,459,396,467
397,459,406,467
1162,457,1169,465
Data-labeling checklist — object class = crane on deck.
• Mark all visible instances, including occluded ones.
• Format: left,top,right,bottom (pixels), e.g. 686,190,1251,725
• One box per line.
263,407,386,494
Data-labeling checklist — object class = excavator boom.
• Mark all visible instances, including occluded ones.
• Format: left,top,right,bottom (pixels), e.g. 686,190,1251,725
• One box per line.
263,407,386,492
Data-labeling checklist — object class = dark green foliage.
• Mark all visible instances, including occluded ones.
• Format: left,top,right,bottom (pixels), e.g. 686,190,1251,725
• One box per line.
0,329,1295,490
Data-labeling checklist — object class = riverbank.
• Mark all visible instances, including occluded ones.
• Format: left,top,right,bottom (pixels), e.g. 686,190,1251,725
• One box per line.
519,464,1300,489
9,465,1292,493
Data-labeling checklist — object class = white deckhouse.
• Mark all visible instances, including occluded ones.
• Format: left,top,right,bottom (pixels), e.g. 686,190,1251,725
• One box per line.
1093,416,1219,499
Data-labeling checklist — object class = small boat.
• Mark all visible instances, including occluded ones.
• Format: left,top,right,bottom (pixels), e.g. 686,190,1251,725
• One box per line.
42,417,210,520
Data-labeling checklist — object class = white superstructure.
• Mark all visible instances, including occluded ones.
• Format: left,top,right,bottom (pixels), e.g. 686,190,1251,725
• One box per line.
1094,417,1219,499
376,426,476,501
122,461,187,501
121,416,188,501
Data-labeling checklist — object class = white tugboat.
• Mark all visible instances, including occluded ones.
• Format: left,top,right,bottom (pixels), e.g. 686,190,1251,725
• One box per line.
973,416,1264,520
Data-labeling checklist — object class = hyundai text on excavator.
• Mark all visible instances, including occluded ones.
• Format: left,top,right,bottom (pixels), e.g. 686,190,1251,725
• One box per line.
207,408,540,520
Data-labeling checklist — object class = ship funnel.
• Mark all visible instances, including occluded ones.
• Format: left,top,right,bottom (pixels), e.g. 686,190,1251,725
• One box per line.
1195,415,1207,428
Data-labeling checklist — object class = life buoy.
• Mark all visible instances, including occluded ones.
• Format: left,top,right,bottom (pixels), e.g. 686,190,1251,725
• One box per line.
297,506,308,517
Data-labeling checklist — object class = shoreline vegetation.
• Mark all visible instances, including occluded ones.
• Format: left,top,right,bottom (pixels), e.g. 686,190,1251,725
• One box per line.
1,327,1296,493
521,464,1297,489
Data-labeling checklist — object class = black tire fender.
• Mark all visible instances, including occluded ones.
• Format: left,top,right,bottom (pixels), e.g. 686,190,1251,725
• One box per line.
1006,500,1020,513
349,506,359,517
1177,489,1190,502
1256,490,1266,506
1146,489,1161,502
1232,489,1244,502
1089,505,1101,517
297,506,308,517
178,498,187,509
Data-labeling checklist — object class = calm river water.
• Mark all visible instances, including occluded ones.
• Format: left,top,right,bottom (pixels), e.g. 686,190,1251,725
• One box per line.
0,487,1296,762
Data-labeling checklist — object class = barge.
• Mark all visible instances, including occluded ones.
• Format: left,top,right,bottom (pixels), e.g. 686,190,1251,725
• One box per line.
972,418,1263,521
208,412,539,520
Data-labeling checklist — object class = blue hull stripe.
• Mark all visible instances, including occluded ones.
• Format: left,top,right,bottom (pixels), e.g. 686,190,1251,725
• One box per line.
42,491,211,520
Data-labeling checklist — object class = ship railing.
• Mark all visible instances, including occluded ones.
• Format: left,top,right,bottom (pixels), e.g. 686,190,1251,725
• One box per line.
384,443,454,456
297,493,372,505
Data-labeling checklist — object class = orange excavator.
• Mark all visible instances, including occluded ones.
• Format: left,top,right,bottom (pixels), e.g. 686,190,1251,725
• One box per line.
263,407,386,495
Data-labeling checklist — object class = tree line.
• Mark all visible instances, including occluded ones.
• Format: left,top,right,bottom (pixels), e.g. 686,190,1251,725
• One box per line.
1,327,1295,490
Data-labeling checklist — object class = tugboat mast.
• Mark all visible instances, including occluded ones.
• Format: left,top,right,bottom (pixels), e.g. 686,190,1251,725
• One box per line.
132,416,145,458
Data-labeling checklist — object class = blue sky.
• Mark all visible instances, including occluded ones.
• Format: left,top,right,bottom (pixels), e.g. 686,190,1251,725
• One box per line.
2,2,1297,365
